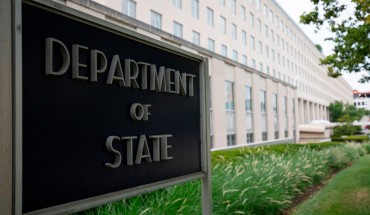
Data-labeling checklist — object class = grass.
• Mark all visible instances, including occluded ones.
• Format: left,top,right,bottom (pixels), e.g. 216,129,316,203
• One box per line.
76,142,370,215
293,154,370,215
211,142,343,163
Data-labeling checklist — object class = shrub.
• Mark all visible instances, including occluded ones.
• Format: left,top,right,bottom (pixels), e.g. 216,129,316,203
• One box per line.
331,135,369,143
333,124,362,136
362,143,370,153
79,142,370,215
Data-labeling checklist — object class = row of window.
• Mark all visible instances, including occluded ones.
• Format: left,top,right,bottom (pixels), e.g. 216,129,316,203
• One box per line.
121,0,337,104
224,81,290,146
123,0,324,73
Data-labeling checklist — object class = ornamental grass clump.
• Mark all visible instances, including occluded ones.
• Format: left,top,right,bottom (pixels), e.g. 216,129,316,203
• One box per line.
212,147,330,215
78,143,370,215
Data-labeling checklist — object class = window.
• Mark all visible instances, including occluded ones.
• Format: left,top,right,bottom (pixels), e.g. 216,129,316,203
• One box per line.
207,8,214,27
241,5,246,21
285,25,288,35
265,45,269,58
225,81,235,146
257,19,261,33
245,86,252,111
192,31,200,45
261,90,267,141
220,16,227,34
283,96,288,138
271,30,274,42
220,0,225,6
242,55,248,65
231,0,236,14
263,4,267,17
258,41,262,54
256,0,260,11
242,30,247,46
123,0,136,18
269,10,273,22
251,59,256,69
232,24,237,40
208,38,215,51
247,132,254,143
232,50,238,61
221,44,227,57
259,63,263,72
273,93,279,139
275,15,279,27
225,81,235,110
150,10,162,29
227,134,236,146
265,25,268,38
192,0,199,19
250,36,255,51
266,66,270,75
260,90,266,113
250,13,254,28
225,82,236,141
277,34,280,46
272,49,275,61
173,0,182,9
246,86,253,143
173,21,183,38
280,20,284,31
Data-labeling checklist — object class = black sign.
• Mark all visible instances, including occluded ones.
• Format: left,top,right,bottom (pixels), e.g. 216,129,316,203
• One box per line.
22,2,203,213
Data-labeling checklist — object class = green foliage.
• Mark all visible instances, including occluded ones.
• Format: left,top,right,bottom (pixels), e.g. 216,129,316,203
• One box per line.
293,154,370,215
331,135,369,143
328,101,344,122
333,124,362,136
315,44,323,53
300,0,370,82
329,101,365,122
77,143,370,215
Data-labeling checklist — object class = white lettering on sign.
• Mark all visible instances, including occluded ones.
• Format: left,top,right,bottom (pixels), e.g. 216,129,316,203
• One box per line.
45,38,196,96
105,134,173,168
130,103,151,121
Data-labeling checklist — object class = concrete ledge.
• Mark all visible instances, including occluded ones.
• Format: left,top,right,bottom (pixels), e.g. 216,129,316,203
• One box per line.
211,138,295,152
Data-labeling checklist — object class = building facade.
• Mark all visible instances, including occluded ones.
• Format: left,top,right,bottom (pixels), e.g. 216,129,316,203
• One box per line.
59,0,353,148
353,90,370,110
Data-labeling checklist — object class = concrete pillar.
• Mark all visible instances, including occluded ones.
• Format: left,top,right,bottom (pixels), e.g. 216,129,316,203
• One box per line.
0,1,13,214
305,101,310,123
307,102,310,122
299,99,304,124
296,98,302,124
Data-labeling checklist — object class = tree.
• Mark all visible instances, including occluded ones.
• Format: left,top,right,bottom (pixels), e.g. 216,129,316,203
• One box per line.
328,100,344,122
300,0,370,82
315,44,323,53
328,100,365,122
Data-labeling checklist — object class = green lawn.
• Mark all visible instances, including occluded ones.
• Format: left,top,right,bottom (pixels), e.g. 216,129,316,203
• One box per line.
293,155,370,215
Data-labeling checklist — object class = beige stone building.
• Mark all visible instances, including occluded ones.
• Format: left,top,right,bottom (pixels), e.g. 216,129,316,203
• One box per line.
60,0,353,149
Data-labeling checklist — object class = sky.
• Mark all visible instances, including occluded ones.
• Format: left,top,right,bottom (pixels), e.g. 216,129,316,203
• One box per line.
274,0,370,92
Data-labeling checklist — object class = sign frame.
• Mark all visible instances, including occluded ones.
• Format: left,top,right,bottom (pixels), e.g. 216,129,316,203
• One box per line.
14,0,211,214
